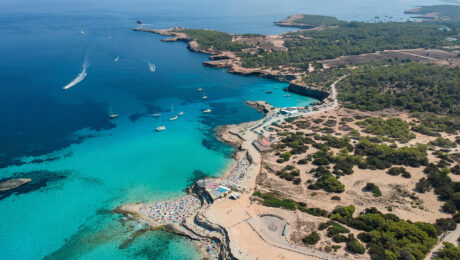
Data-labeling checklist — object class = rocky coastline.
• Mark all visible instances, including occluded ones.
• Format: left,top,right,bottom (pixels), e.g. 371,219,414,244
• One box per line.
114,107,261,259
133,27,330,102
274,14,318,29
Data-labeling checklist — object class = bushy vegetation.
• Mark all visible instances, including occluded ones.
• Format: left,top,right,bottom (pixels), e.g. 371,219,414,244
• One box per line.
422,163,460,214
346,234,366,254
331,206,438,259
338,63,460,115
241,22,455,68
279,152,292,162
433,242,460,260
298,206,329,217
412,114,459,136
302,231,320,245
364,183,382,197
275,165,301,184
354,139,428,169
429,137,457,148
312,149,335,166
280,132,311,154
308,167,345,193
319,135,353,151
289,14,342,27
252,191,297,210
387,166,411,178
434,218,457,235
177,29,249,51
357,117,415,143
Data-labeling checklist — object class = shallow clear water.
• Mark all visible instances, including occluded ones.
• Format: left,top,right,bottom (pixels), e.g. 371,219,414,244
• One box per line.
0,0,450,259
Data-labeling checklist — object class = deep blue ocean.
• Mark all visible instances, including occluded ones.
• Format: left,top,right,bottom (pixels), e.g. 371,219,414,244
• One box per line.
0,0,449,259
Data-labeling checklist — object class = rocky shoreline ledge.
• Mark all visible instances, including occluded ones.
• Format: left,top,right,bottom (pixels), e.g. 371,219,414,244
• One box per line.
114,102,269,259
133,27,330,102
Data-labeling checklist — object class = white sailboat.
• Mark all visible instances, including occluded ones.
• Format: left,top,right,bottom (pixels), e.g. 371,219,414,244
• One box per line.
109,107,119,119
177,104,184,116
153,113,161,117
169,104,178,120
114,56,120,62
203,109,212,113
197,88,203,92
156,114,166,132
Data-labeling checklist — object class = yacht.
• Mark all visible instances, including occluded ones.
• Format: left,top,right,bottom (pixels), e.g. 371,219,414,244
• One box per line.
169,104,178,120
156,114,166,132
203,109,212,113
148,62,156,72
109,107,119,119
156,125,166,131
197,88,203,92
202,95,208,100
178,111,184,116
114,56,120,62
266,90,272,94
153,113,161,117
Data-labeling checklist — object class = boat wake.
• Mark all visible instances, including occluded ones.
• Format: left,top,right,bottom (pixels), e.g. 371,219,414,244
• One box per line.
62,61,89,90
148,62,156,72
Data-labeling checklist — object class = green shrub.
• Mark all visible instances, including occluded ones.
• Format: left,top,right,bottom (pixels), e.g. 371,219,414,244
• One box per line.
331,196,341,201
332,234,348,243
327,222,350,237
356,117,415,143
433,242,460,260
252,192,297,210
346,234,365,254
280,152,292,161
364,183,382,197
435,218,457,234
302,231,320,245
429,137,457,148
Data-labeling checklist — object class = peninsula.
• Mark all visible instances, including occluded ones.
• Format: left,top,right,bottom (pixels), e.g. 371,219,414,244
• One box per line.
118,13,460,260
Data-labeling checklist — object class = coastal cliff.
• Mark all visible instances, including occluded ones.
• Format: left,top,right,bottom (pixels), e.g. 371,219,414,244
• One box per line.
134,27,330,102
286,82,329,100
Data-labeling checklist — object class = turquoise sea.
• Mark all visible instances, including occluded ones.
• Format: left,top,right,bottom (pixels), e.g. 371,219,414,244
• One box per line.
0,0,450,259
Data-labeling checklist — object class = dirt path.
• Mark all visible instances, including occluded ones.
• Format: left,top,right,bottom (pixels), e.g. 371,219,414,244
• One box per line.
425,224,460,259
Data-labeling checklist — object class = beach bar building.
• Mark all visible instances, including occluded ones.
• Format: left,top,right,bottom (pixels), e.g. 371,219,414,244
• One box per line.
252,138,272,152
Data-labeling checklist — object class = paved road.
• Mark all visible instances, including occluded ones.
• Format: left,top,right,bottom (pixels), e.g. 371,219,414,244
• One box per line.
251,76,345,136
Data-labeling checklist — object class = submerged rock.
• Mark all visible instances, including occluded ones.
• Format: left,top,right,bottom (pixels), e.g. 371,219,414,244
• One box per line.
0,178,31,192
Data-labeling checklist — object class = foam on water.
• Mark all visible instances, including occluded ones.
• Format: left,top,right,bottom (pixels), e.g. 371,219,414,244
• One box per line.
148,62,156,72
62,59,89,90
